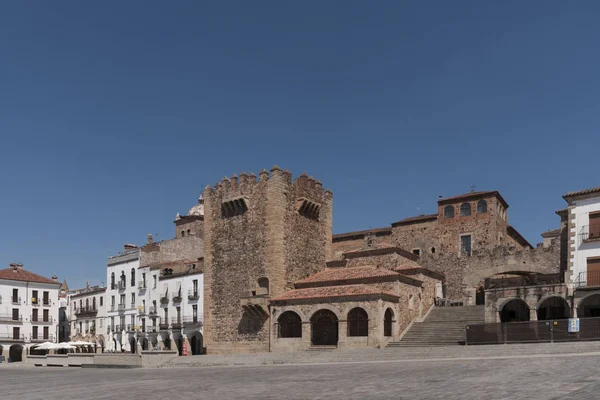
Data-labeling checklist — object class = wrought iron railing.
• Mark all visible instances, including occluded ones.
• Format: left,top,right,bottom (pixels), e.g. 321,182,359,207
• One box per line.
485,273,562,290
574,271,600,288
188,289,199,300
0,334,24,341
0,315,22,323
580,225,600,242
172,292,182,302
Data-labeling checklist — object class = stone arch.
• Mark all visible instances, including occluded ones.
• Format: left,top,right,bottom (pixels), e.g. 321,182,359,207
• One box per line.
310,309,339,346
256,277,269,295
536,295,569,320
97,334,105,350
499,298,530,322
129,336,136,354
341,303,374,322
150,335,158,350
464,267,557,290
190,331,203,355
275,307,307,323
308,305,342,321
277,311,302,338
347,307,368,337
578,293,600,318
384,308,395,337
9,344,23,362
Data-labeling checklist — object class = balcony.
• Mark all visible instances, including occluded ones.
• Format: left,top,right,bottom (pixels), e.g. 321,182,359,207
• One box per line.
110,304,116,312
0,315,22,324
31,298,40,307
580,225,600,243
172,292,182,303
75,306,98,317
127,324,135,332
146,325,158,333
182,315,203,327
0,334,24,342
118,303,126,311
148,307,158,317
188,289,200,300
42,299,50,306
159,320,169,330
574,271,600,289
12,296,21,305
138,281,147,290
160,295,169,305
118,281,127,291
138,306,146,315
31,316,53,325
31,334,54,343
171,317,182,329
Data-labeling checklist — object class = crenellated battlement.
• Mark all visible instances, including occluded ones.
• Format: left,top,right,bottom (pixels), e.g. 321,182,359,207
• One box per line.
204,165,333,203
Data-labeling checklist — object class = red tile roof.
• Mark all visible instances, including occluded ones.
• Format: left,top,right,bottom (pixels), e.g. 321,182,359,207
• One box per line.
391,213,438,227
342,246,419,262
563,186,600,199
438,190,509,209
394,266,445,281
0,267,59,285
296,266,400,285
270,284,399,302
332,227,391,241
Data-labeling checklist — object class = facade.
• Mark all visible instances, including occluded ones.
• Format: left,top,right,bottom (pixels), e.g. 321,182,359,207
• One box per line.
0,264,61,362
106,246,140,351
68,283,107,346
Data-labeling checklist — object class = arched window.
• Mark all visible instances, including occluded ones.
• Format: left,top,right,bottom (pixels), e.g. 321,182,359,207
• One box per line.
257,277,269,295
444,205,454,219
278,311,302,338
111,272,115,289
460,203,471,216
131,268,135,287
187,229,191,235
347,308,368,337
477,200,487,214
85,299,89,310
92,297,96,310
384,308,394,337
181,230,185,237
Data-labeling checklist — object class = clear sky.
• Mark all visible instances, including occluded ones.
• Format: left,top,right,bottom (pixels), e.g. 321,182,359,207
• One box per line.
1,1,599,289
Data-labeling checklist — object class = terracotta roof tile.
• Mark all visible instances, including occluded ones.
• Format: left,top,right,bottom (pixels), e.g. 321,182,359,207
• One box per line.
270,284,399,302
0,267,58,285
438,190,509,209
332,227,391,241
563,186,600,199
394,265,445,280
296,266,400,285
541,228,561,238
391,213,438,226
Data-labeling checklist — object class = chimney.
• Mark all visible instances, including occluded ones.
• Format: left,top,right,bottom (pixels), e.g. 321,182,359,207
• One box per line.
52,275,58,282
147,234,153,245
86,280,89,289
16,263,23,270
10,263,17,272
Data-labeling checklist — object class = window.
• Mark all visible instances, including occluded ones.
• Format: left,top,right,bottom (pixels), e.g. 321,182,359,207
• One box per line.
85,299,89,309
79,300,83,310
120,294,125,306
111,272,115,289
257,277,269,295
460,203,471,216
32,290,38,304
153,275,157,289
347,308,368,337
131,293,135,306
444,205,454,219
461,235,472,256
32,326,38,339
12,308,19,321
181,230,185,237
32,308,38,321
12,288,18,303
477,200,487,214
412,249,421,256
111,296,115,306
13,327,20,340
130,314,135,328
111,316,114,329
431,247,436,254
131,268,136,287
164,308,169,322
590,212,600,239
277,311,302,338
93,297,96,310
43,309,49,322
193,279,198,296
176,306,181,323
100,297,103,307
43,326,49,340
192,304,198,323
43,291,49,305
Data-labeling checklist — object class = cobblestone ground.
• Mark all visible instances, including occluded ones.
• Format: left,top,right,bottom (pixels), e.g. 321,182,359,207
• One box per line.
3,354,600,400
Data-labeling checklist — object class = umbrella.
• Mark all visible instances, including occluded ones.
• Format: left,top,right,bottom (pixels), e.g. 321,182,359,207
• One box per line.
35,342,59,350
56,342,76,350
121,330,130,352
169,330,178,353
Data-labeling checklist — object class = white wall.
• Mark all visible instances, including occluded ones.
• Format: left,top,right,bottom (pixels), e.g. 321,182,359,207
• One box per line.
570,195,600,282
106,253,140,339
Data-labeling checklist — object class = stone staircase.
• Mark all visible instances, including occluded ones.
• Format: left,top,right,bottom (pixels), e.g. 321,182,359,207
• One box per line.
387,306,485,348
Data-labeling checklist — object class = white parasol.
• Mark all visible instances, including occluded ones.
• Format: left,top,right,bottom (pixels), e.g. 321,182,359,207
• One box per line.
121,330,131,352
56,342,76,350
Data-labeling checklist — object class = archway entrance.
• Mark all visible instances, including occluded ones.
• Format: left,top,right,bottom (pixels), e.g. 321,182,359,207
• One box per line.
190,332,203,355
475,287,485,305
537,296,570,320
578,294,600,317
311,310,338,346
164,336,171,351
500,299,530,322
141,337,149,351
384,308,394,337
9,344,23,362
129,337,136,354
176,335,183,356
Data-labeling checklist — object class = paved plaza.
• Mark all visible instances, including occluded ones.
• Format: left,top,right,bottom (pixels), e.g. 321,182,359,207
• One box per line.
3,353,600,399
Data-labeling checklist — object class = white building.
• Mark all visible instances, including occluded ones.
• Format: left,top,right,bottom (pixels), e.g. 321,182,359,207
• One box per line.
0,263,61,362
564,186,600,317
106,245,140,351
68,283,107,346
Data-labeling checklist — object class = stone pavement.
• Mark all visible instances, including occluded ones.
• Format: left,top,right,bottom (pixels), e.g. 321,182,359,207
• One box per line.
3,353,600,399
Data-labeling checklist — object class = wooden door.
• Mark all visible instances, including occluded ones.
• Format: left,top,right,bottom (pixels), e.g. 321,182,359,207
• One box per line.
590,212,600,240
587,258,600,286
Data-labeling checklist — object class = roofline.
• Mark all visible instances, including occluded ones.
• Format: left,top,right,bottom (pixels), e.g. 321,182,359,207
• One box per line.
395,267,445,281
540,228,561,238
438,191,509,209
342,246,419,262
0,277,61,287
391,214,438,227
332,227,391,242
270,291,400,304
295,273,418,289
69,287,107,298
506,226,534,249
563,187,600,201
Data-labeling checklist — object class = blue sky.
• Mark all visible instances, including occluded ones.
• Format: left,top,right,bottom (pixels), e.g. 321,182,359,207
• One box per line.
1,1,599,289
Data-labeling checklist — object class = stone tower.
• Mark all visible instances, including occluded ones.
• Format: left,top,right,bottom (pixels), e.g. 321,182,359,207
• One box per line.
203,166,333,354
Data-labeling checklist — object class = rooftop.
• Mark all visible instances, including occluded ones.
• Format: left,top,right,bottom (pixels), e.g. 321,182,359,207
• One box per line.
391,213,438,227
541,228,562,238
342,246,419,262
0,264,59,285
332,227,391,241
563,186,600,200
296,265,401,285
270,284,399,302
438,190,509,209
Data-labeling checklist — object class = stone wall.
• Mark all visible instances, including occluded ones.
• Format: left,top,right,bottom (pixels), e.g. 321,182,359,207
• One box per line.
344,249,419,270
140,235,203,267
203,167,333,354
485,284,568,323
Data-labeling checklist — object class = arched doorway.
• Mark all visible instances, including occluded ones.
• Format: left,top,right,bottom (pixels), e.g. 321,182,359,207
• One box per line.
537,296,570,320
176,335,183,356
141,337,149,351
384,308,394,337
475,287,485,305
129,337,136,354
579,294,600,318
150,336,158,350
190,332,203,355
9,344,23,362
278,311,302,338
311,309,338,346
164,336,171,351
500,299,530,322
347,308,368,337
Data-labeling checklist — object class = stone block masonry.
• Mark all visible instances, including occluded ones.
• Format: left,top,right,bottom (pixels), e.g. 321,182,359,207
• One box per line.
203,166,333,354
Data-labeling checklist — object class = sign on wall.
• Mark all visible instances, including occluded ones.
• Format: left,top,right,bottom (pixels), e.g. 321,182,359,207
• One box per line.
568,318,580,333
